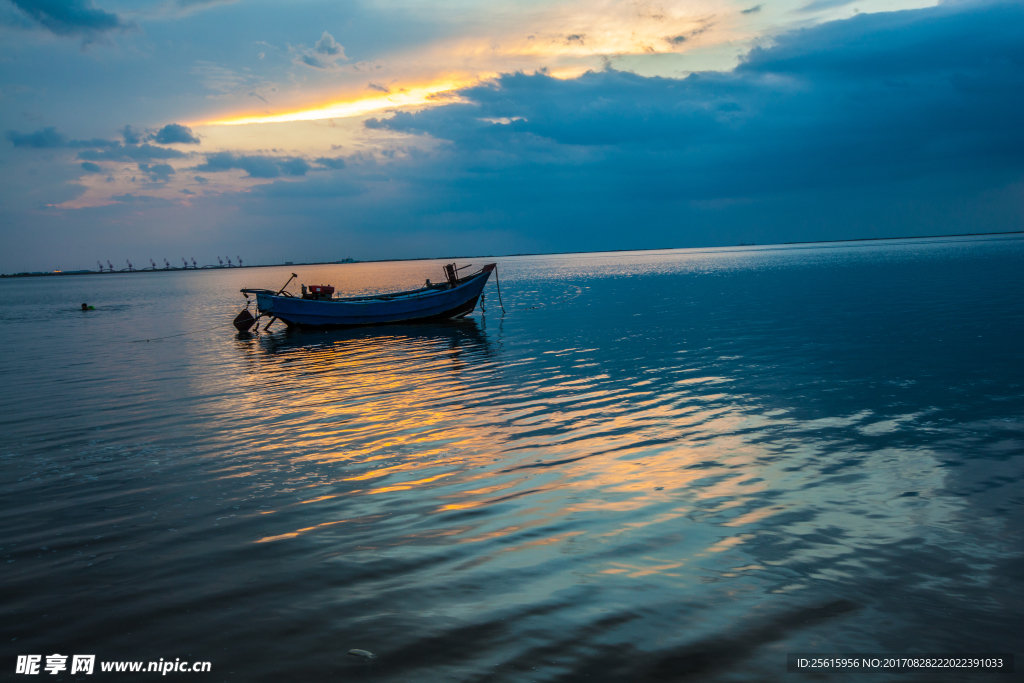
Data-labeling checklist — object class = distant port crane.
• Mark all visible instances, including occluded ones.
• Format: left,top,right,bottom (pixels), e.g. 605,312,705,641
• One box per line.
97,256,244,274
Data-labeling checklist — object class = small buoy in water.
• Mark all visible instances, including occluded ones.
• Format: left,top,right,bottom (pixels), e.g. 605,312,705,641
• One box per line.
233,309,257,332
348,649,376,659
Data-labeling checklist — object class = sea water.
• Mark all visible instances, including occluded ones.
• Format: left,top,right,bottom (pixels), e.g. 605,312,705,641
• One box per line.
1,235,1022,681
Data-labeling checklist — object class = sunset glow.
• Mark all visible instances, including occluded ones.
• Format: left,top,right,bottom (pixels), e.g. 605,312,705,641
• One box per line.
204,80,477,126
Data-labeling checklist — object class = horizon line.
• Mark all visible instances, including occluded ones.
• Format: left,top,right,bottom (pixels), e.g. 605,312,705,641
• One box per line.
2,229,1021,279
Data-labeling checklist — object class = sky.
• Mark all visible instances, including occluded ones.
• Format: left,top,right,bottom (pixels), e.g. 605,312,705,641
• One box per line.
0,0,1022,271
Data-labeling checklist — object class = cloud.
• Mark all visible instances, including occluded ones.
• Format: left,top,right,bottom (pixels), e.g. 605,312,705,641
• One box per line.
295,31,347,69
6,127,67,148
314,31,344,57
7,126,121,149
110,193,174,206
663,22,715,48
7,0,1024,268
78,144,187,162
152,123,200,145
192,152,310,178
799,0,856,12
68,137,120,148
741,4,763,14
363,1,1024,203
139,162,175,182
4,127,190,165
80,161,102,173
299,54,327,69
122,125,142,144
315,156,346,170
367,82,390,93
278,158,311,176
7,0,126,35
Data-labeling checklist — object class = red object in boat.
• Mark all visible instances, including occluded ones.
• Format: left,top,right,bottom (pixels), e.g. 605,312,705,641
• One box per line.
309,285,334,296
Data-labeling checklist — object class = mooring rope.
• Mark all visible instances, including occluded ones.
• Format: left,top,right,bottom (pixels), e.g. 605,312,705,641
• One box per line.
127,321,238,343
493,265,507,314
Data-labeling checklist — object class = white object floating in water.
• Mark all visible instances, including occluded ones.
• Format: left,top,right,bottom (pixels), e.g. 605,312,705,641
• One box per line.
348,649,376,659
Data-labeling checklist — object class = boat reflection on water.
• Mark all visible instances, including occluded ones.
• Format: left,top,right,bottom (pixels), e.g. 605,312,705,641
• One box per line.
236,319,499,393
239,317,495,360
225,316,503,481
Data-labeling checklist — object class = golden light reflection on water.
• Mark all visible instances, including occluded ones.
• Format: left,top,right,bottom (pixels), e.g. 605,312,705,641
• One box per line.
225,262,964,599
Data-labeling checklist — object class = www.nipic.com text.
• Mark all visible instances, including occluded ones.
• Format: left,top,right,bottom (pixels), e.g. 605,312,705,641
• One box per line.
16,655,212,675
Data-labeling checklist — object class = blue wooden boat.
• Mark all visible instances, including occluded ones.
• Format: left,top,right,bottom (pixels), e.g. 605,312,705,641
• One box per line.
235,263,496,331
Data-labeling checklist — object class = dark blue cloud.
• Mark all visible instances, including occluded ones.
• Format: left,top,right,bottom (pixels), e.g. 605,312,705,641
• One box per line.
122,125,143,144
110,193,174,206
8,0,125,35
300,54,327,69
278,158,311,176
364,1,1024,203
68,137,120,148
6,128,183,164
139,162,175,182
193,152,310,178
152,124,199,145
6,127,67,148
315,156,346,169
80,161,102,173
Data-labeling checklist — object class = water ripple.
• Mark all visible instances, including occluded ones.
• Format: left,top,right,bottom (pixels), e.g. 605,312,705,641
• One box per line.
1,236,1022,680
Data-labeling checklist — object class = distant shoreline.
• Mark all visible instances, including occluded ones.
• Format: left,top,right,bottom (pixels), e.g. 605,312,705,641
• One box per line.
3,229,1021,279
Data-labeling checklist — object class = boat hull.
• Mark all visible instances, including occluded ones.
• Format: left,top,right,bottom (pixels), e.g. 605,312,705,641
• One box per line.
253,266,493,327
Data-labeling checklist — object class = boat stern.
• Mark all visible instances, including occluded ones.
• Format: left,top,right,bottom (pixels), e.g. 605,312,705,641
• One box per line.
254,291,276,315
